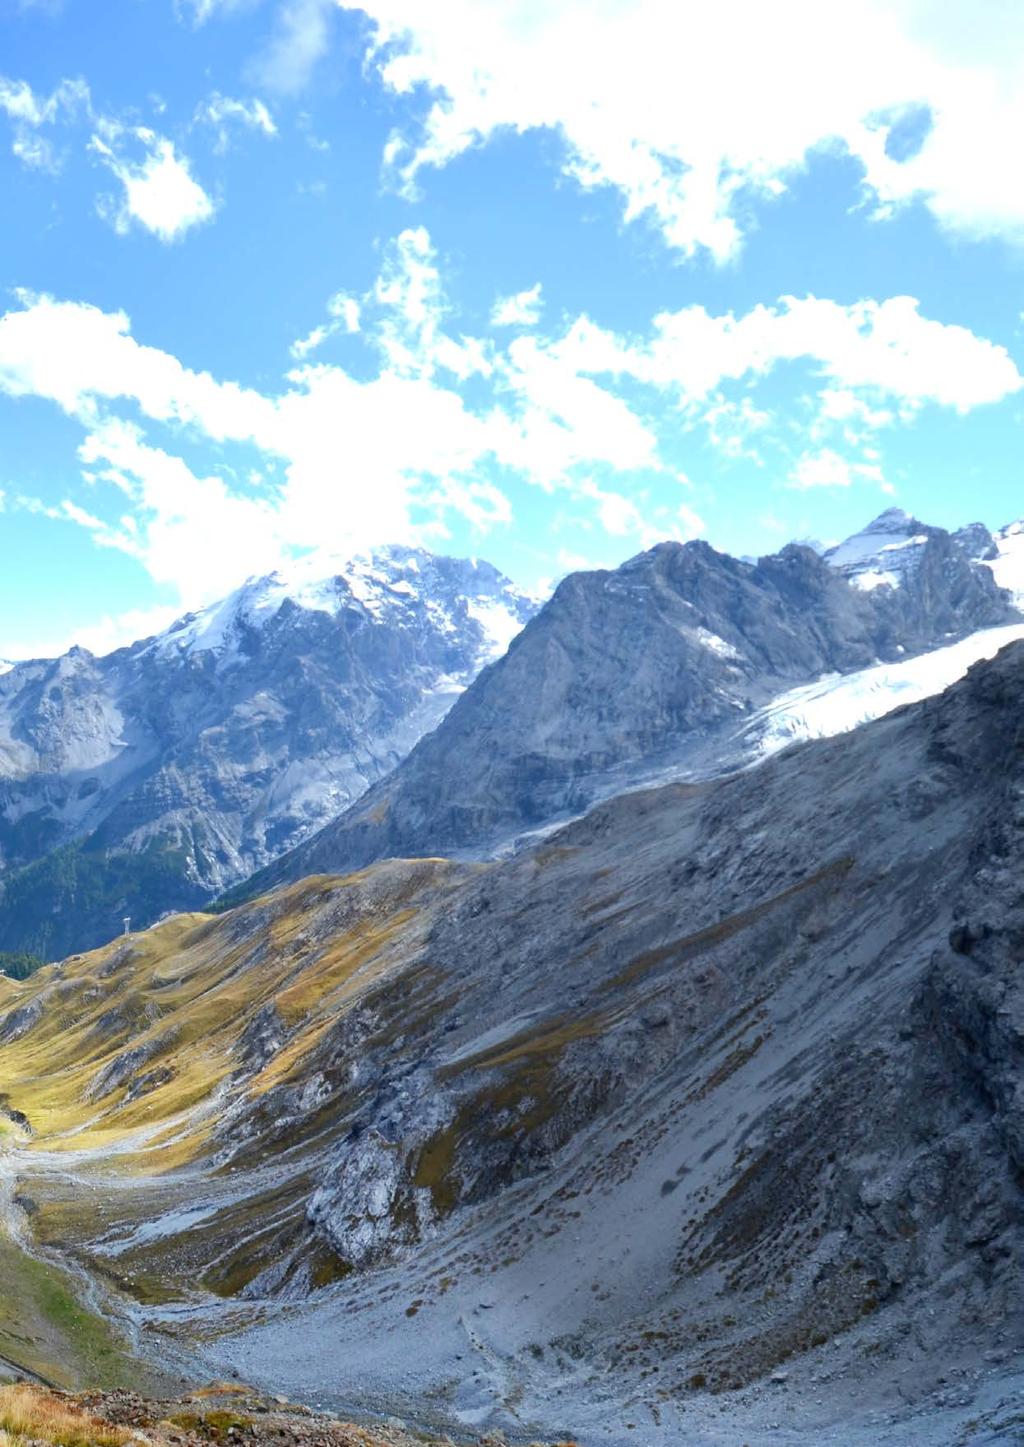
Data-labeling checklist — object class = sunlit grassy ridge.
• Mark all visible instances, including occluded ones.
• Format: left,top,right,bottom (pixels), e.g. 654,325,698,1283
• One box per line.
0,858,471,1320
0,861,455,1163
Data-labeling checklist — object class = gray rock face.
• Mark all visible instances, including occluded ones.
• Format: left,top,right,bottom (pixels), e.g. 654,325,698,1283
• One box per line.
252,519,1015,891
0,547,535,957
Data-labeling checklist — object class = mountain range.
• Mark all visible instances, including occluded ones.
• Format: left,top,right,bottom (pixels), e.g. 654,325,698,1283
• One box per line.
2,507,1023,962
237,507,1024,896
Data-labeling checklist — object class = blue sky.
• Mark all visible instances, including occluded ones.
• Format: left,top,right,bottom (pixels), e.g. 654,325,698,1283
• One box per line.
1,0,1023,658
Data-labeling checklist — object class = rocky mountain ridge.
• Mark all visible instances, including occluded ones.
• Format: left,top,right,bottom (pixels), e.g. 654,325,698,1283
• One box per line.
243,510,1019,896
3,508,1022,960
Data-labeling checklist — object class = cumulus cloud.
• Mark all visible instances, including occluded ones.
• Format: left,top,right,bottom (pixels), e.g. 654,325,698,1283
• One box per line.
550,295,1023,412
491,283,543,327
90,122,216,241
346,0,1024,259
0,231,1018,607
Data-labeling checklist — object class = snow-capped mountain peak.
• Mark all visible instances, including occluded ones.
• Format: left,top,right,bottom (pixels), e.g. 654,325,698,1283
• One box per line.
824,507,933,591
0,543,540,958
147,546,534,668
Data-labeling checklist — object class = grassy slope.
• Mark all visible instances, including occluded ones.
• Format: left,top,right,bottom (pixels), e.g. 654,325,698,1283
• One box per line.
0,860,461,1322
0,864,452,1154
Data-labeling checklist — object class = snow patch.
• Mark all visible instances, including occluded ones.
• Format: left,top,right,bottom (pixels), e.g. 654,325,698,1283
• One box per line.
850,568,901,593
694,626,742,660
748,623,1024,758
825,509,930,590
986,520,1024,605
467,598,526,661
146,546,533,667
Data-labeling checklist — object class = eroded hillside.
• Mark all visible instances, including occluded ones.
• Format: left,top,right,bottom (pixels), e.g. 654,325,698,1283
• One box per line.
3,644,1024,1443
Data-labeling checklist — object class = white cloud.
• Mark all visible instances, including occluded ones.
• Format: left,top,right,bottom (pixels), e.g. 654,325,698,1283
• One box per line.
290,324,331,360
0,289,275,436
491,332,658,485
0,232,1017,611
702,395,772,463
0,75,90,171
328,292,361,332
677,502,707,538
579,480,647,538
2,603,185,664
77,418,285,601
551,294,1022,413
575,478,707,548
90,123,216,241
491,283,543,327
290,291,360,358
788,448,890,492
251,0,334,93
0,239,661,605
179,0,256,20
346,0,1024,259
194,92,277,151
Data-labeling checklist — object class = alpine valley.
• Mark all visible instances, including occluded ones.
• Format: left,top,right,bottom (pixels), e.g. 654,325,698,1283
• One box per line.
3,511,1024,1444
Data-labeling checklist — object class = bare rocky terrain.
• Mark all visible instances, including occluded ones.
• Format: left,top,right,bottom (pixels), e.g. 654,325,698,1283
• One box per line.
0,1382,574,1447
3,641,1024,1442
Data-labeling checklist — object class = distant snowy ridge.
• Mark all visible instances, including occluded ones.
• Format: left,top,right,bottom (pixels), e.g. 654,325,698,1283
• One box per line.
147,545,530,669
0,544,538,959
747,622,1024,758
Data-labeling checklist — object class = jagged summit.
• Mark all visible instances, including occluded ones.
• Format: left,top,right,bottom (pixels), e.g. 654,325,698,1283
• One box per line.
1,512,1020,960
145,545,531,669
238,516,1015,899
824,506,936,589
